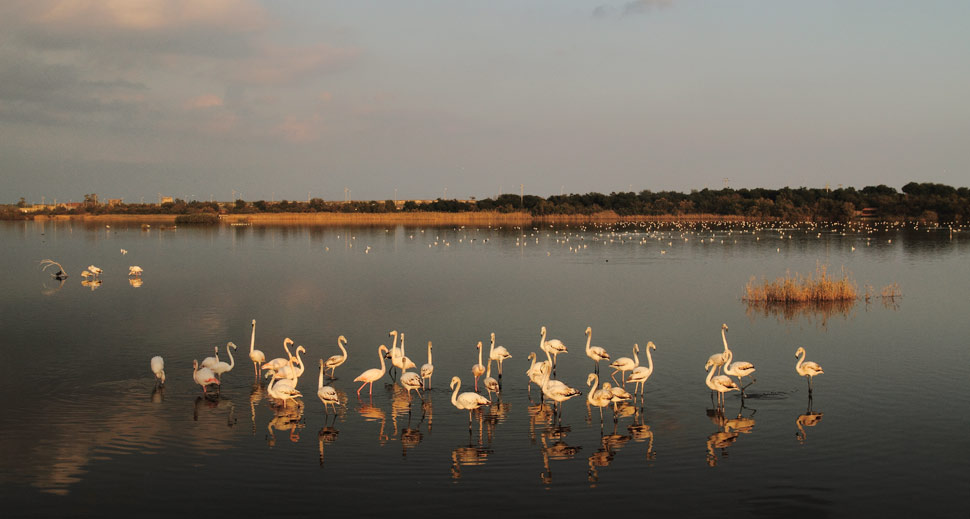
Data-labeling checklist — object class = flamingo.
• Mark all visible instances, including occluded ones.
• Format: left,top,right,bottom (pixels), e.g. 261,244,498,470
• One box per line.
248,320,265,378
150,356,165,386
273,345,306,381
420,341,434,389
526,352,549,394
586,373,613,423
267,372,302,407
795,347,824,393
211,342,236,379
606,383,632,416
584,327,611,374
386,330,401,380
40,259,68,280
262,338,295,374
87,265,103,277
201,345,219,369
609,343,640,386
324,335,348,378
705,323,731,375
723,349,756,394
538,357,582,416
81,270,93,279
317,360,340,413
354,345,389,397
192,359,219,394
626,341,656,399
471,341,486,391
450,376,490,428
128,266,143,276
539,326,568,374
399,363,424,403
705,360,739,406
483,358,499,401
488,332,511,378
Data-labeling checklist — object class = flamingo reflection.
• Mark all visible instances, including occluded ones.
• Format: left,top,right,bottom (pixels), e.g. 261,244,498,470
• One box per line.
539,426,581,485
627,407,656,461
266,405,305,446
796,395,824,443
318,421,339,467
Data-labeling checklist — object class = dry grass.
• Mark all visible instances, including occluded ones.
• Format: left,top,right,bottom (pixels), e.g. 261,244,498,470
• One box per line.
743,264,858,303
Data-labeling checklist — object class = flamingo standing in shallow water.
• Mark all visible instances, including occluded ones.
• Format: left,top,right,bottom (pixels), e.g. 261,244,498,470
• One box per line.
586,373,613,423
324,335,348,379
210,342,236,379
471,342,486,391
193,360,219,394
795,347,824,393
526,352,549,395
723,350,756,394
705,324,731,375
626,341,656,400
420,341,434,390
488,333,511,379
317,360,340,413
354,345,389,397
584,327,611,374
151,356,165,387
262,338,295,375
609,343,639,386
539,326,568,375
705,361,739,406
248,320,265,378
450,376,490,428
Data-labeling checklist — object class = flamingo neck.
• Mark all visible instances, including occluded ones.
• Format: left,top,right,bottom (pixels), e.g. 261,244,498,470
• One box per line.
645,347,654,374
489,336,495,358
585,331,592,354
284,340,293,360
706,363,716,389
485,359,492,378
544,345,553,366
796,350,805,373
390,332,398,352
338,338,347,357
478,344,483,365
721,329,730,353
528,354,536,371
427,342,432,363
451,380,460,405
318,365,324,389
227,344,235,368
633,346,639,366
250,324,256,354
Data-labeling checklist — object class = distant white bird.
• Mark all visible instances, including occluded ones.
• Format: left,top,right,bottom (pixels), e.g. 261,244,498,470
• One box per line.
488,332,511,378
81,270,93,279
419,341,434,389
87,265,103,276
450,376,490,427
317,359,340,413
795,347,824,393
584,327,611,374
324,335,349,378
128,266,143,276
120,249,128,255
192,359,219,394
151,356,165,386
210,342,236,378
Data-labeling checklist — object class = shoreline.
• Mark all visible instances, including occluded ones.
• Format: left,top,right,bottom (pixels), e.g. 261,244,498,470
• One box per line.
28,212,765,225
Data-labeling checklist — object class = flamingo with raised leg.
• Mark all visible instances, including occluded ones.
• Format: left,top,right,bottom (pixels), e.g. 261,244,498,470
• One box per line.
626,341,656,399
609,343,639,386
324,335,348,378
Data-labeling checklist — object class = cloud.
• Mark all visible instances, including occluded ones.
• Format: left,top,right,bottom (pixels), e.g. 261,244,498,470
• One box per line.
187,94,224,109
223,43,360,86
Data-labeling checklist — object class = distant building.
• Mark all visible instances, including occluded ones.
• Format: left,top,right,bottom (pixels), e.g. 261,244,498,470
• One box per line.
107,198,124,206
160,196,174,204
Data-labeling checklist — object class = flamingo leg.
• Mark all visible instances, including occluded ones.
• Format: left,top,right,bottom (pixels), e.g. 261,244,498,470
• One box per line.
357,381,367,396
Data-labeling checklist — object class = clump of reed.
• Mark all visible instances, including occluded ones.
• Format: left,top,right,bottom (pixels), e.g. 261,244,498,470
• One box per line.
743,264,858,303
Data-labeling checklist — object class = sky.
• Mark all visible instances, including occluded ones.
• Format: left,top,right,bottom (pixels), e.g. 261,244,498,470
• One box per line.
2,0,968,204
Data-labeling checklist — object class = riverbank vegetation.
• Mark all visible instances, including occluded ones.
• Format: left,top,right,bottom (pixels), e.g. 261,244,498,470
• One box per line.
7,182,970,222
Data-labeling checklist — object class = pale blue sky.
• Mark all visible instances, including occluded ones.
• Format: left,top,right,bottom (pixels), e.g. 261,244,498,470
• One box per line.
2,1,968,203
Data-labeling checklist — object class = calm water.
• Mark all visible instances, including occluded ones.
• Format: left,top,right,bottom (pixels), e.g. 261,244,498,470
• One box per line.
2,220,968,517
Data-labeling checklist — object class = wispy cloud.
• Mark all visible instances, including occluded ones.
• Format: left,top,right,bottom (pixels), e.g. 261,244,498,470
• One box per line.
593,0,673,18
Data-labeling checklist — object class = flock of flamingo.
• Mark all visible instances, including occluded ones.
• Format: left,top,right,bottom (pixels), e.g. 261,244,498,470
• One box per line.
152,320,825,429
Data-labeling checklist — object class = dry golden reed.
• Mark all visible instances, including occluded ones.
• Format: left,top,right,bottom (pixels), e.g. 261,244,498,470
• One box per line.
743,264,858,303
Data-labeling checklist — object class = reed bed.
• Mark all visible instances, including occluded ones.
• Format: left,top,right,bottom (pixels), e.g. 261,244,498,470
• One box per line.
743,265,858,303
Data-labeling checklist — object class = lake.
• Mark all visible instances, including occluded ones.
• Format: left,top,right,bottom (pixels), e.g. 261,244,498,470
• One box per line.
2,219,968,517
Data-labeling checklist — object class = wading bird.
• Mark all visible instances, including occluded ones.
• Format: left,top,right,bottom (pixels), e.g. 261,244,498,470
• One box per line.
324,335,348,379
584,327,611,374
354,345,389,397
794,347,824,393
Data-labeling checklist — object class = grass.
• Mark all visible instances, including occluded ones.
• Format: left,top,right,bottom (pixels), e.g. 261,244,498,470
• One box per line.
743,264,859,303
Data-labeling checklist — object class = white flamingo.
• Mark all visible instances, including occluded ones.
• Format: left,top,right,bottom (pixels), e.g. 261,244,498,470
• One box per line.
273,345,306,381
584,327,611,374
420,341,434,390
262,338,295,374
150,356,165,386
87,265,103,277
626,341,656,399
192,360,219,394
488,332,511,378
398,335,424,402
201,345,219,369
538,355,582,415
248,319,265,378
723,349,756,393
128,266,143,276
795,347,824,393
586,373,613,422
354,345,389,397
526,352,549,394
267,372,302,407
483,359,499,401
211,342,236,379
450,376,490,428
705,323,731,375
471,341,486,391
705,360,739,406
609,343,640,386
324,335,348,378
317,359,340,413
539,326,568,374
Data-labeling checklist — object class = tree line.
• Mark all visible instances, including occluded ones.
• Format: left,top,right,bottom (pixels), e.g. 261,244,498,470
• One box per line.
6,182,970,222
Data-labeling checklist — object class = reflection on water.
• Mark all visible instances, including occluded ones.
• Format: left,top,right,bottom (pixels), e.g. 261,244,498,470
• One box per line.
318,422,339,467
705,401,756,467
796,395,824,444
539,425,581,485
266,404,305,446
